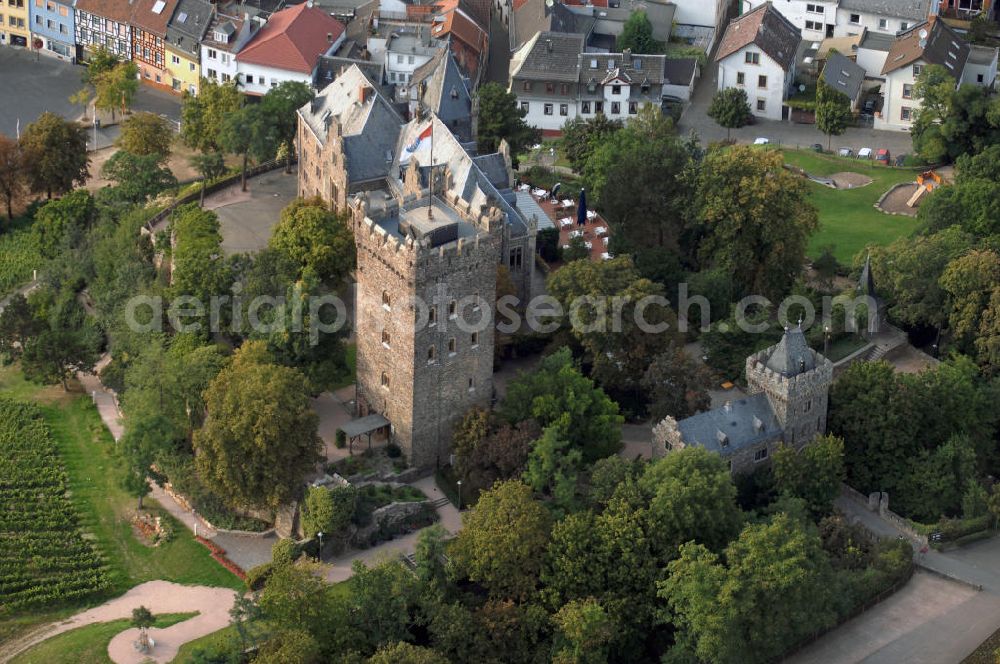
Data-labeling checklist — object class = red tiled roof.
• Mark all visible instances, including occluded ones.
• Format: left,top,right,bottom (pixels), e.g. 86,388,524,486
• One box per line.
236,3,345,74
131,0,180,36
715,2,801,70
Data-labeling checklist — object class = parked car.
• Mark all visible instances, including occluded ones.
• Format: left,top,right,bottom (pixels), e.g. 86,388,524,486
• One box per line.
753,137,770,145
838,147,853,157
894,154,908,167
811,143,824,152
857,147,873,159
875,148,890,164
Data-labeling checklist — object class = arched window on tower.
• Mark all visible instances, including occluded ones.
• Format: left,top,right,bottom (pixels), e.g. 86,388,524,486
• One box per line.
382,291,391,309
381,372,390,388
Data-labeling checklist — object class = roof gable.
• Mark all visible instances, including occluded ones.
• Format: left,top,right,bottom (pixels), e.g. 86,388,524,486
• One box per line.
715,2,801,71
821,51,866,100
511,31,585,82
236,3,345,74
881,19,970,76
131,0,180,35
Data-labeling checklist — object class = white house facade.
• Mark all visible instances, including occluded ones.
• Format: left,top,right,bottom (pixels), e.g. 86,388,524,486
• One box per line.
834,0,938,37
742,0,838,39
715,3,801,122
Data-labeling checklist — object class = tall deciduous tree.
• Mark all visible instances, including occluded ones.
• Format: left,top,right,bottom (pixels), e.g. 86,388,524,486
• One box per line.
194,341,322,510
93,61,139,121
19,112,90,199
302,485,355,538
815,81,851,151
661,513,837,664
772,435,845,518
695,145,818,301
450,479,551,600
100,151,178,204
260,81,314,173
219,104,270,192
559,115,622,173
0,133,25,221
33,189,96,259
21,326,101,390
641,343,712,421
188,151,227,206
616,11,662,53
551,597,617,664
475,82,539,157
269,198,355,284
501,348,623,462
707,88,752,140
181,79,242,153
118,111,173,158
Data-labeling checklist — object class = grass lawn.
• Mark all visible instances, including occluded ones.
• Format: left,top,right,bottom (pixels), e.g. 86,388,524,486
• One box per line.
0,365,243,641
10,612,197,664
780,149,921,264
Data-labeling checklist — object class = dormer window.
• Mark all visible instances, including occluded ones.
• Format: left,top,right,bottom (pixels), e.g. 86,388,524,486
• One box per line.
214,30,229,43
607,59,615,69
590,58,597,68
633,58,641,69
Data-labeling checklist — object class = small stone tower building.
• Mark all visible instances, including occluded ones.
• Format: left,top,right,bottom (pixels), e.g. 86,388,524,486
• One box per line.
655,326,833,474
745,325,834,450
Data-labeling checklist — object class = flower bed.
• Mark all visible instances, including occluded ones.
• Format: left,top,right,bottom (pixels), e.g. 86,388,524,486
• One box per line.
194,536,247,581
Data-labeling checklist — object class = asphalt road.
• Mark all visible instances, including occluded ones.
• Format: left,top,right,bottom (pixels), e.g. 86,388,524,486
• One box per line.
0,47,182,139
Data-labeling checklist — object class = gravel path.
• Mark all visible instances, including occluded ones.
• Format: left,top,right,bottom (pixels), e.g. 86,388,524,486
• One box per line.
0,582,237,664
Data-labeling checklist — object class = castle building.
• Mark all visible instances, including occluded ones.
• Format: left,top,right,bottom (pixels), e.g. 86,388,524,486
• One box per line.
297,64,539,468
654,325,833,474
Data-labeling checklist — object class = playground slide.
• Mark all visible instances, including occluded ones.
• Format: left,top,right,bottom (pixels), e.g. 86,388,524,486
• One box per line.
906,185,928,208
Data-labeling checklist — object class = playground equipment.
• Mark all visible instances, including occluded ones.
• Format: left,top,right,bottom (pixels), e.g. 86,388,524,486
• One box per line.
907,170,942,207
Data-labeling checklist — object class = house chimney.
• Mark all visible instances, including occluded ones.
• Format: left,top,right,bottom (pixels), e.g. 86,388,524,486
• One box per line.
327,32,334,43
723,400,732,413
358,85,368,103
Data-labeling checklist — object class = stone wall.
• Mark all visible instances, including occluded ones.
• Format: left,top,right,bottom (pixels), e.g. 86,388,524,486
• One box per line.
351,197,502,469
745,348,833,449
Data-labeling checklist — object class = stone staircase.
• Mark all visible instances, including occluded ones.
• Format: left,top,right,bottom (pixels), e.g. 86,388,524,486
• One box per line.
429,497,451,509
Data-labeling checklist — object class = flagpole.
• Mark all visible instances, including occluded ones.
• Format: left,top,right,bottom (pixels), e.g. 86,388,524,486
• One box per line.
427,117,433,219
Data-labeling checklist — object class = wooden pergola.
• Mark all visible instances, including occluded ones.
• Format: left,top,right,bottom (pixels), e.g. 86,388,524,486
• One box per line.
339,414,391,455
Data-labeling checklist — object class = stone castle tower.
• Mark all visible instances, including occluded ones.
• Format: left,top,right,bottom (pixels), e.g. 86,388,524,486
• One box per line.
349,194,503,469
745,325,834,449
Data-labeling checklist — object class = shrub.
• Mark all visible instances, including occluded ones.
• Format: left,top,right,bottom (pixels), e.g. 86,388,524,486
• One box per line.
335,429,346,449
271,539,301,567
245,562,274,591
385,443,402,458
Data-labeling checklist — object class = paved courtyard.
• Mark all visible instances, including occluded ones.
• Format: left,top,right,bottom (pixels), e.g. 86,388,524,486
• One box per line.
203,168,299,255
679,60,917,156
0,48,181,139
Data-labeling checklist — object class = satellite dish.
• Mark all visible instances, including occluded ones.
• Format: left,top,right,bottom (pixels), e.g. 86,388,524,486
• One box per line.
545,0,554,7
919,29,928,39
799,84,806,92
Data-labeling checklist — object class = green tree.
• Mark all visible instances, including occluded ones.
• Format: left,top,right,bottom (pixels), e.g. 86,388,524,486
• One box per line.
118,111,173,158
219,104,271,192
22,326,100,390
450,479,551,600
551,597,616,664
120,415,177,509
561,235,589,262
194,342,321,510
500,348,623,462
368,643,449,664
80,45,119,85
940,249,1000,354
93,60,139,122
661,513,837,664
707,88,752,140
260,81,314,174
189,151,227,207
911,64,1000,163
772,435,845,518
696,145,818,301
170,204,233,306
131,605,155,639
256,629,321,664
348,560,419,653
269,198,355,284
33,189,96,258
640,343,712,421
476,82,539,157
302,485,355,538
640,447,743,555
524,417,582,514
19,112,90,199
0,133,25,220
0,294,40,363
815,82,851,151
181,79,242,153
616,10,662,53
101,151,178,204
258,560,355,650
559,115,622,172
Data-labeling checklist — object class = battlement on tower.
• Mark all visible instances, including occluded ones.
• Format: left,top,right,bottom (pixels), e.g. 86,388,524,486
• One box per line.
745,347,833,395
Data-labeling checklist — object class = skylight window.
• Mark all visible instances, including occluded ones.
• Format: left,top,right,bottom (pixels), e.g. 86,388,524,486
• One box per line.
152,0,166,14
177,11,187,22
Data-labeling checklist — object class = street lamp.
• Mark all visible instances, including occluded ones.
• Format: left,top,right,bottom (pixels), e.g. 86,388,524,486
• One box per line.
824,325,830,356
317,531,324,559
456,480,462,511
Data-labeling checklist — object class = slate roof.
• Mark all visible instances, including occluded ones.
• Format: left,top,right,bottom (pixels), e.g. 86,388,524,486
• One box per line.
821,51,866,101
414,50,473,142
715,2,801,71
551,2,596,38
881,19,970,76
676,393,781,456
299,65,403,184
75,0,134,23
132,0,180,36
511,31,586,82
763,326,817,378
663,58,698,85
166,0,213,58
839,0,932,22
580,52,668,85
237,3,346,74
